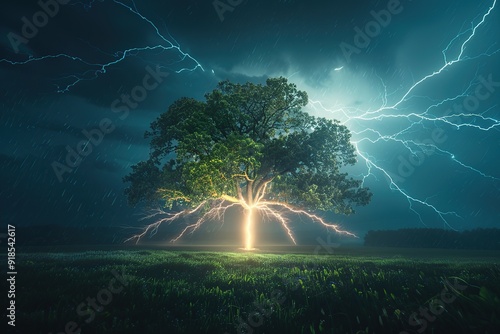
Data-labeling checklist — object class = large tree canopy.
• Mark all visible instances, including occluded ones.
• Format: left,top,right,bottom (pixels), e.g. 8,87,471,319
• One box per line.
124,77,371,218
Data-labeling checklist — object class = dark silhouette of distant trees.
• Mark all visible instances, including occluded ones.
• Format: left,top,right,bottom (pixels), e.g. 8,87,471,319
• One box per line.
364,228,500,250
16,225,126,246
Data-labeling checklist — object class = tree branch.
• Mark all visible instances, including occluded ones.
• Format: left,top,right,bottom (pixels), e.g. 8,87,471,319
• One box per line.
221,194,240,203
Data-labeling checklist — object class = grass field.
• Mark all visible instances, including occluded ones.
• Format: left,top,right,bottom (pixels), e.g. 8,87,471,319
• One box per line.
7,245,500,334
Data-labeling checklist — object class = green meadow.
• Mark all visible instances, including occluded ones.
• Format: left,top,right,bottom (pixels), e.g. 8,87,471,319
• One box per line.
11,246,500,333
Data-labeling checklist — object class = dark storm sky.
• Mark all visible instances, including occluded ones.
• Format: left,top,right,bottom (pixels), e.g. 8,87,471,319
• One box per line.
1,0,499,244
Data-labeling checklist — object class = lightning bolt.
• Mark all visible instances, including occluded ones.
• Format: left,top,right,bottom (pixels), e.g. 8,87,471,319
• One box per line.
310,0,500,228
1,0,204,93
124,201,208,244
170,201,241,243
126,199,356,245
258,201,357,240
361,0,499,114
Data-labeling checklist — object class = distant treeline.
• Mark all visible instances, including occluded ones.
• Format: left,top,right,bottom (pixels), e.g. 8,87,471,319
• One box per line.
364,228,500,250
14,224,129,246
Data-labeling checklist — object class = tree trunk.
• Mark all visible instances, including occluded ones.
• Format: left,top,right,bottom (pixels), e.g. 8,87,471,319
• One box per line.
243,179,255,250
244,207,254,250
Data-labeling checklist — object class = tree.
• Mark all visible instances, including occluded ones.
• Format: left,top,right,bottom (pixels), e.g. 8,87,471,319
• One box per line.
123,77,371,249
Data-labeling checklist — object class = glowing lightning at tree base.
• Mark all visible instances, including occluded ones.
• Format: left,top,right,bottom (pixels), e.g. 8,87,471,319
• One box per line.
244,207,255,250
125,198,357,249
